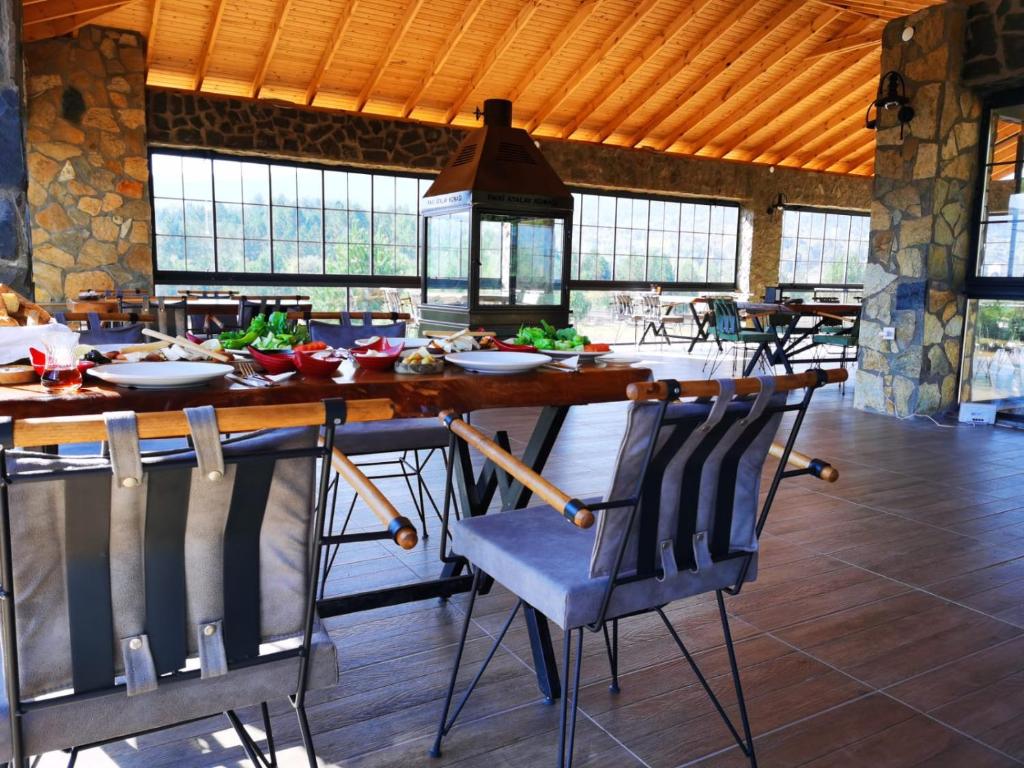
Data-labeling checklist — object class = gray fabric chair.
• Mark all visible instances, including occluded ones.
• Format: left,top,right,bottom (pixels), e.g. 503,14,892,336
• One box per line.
431,373,832,768
53,311,146,345
312,313,450,597
0,412,340,767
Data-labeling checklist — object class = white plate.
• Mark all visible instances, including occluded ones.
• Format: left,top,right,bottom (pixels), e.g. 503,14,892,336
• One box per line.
446,351,551,375
597,352,644,364
544,348,610,360
87,361,233,388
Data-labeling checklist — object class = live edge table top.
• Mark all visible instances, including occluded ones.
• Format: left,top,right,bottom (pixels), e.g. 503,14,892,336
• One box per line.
0,362,653,421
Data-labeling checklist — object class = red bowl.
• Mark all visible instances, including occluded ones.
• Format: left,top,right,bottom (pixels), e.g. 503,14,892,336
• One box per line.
352,335,396,352
28,347,94,376
293,349,345,378
247,346,296,374
351,341,404,371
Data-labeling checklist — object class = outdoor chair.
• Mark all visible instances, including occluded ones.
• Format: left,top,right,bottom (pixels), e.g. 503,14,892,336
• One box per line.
637,293,688,346
236,297,312,334
53,311,146,345
609,292,641,344
0,397,403,767
708,299,776,377
310,312,451,596
429,369,843,768
814,310,860,395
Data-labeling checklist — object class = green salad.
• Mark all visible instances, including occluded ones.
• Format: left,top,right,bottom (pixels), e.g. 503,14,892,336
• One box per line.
514,320,590,351
219,310,310,350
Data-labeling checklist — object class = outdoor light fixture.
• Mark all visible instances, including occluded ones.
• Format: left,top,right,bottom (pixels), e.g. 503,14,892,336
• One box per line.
865,70,915,138
766,192,788,217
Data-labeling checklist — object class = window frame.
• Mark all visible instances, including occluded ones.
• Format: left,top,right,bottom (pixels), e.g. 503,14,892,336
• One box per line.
566,187,741,293
148,147,426,290
776,204,869,297
967,87,1024,301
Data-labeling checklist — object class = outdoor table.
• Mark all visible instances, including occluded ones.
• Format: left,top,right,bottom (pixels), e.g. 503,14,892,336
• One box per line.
737,302,860,374
0,360,651,702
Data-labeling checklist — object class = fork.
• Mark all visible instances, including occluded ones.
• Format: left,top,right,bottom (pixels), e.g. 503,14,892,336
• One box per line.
237,360,275,385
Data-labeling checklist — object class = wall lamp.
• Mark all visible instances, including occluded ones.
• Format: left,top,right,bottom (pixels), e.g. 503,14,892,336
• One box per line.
865,70,914,138
766,192,788,217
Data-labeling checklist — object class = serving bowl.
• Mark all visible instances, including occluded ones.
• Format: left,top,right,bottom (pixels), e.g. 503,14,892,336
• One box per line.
293,349,345,377
352,341,404,371
247,346,297,374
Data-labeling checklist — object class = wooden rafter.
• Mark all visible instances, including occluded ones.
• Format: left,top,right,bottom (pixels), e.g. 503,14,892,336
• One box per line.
22,0,125,26
792,110,875,168
525,0,660,133
557,0,717,140
355,0,427,112
145,0,160,67
401,0,487,118
505,0,600,105
305,0,360,106
194,0,227,90
622,0,806,148
824,136,876,173
444,0,542,123
22,3,128,41
658,6,842,153
251,0,294,98
811,0,924,19
760,77,877,164
805,116,878,170
701,47,875,158
807,20,882,58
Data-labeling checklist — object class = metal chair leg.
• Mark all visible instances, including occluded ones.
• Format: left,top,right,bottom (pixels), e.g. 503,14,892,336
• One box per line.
717,590,758,767
557,628,584,768
262,701,278,767
293,699,318,768
430,568,483,758
602,619,620,694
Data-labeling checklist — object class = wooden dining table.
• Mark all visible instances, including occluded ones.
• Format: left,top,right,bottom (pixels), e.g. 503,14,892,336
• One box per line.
736,302,861,375
1,358,651,703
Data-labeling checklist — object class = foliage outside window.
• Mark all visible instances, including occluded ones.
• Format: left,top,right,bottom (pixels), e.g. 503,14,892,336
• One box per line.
778,208,869,287
569,192,739,284
151,151,429,281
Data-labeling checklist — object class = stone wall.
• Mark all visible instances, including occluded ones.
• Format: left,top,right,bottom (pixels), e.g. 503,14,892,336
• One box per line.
147,89,872,299
25,27,151,302
0,0,31,295
964,0,1024,90
855,3,982,416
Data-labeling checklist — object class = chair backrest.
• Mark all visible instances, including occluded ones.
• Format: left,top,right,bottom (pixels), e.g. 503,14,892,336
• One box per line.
711,299,740,335
309,312,407,348
1,413,321,702
54,312,146,345
640,293,661,320
610,293,633,321
589,378,788,598
237,299,311,330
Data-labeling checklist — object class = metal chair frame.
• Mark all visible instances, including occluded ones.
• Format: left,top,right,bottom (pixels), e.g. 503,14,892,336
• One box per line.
0,401,351,768
430,372,833,768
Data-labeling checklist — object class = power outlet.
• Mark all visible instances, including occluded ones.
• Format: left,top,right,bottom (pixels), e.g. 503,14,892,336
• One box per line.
881,326,896,340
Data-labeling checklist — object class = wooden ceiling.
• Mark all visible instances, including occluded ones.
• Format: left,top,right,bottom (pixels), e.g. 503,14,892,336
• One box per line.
23,0,947,176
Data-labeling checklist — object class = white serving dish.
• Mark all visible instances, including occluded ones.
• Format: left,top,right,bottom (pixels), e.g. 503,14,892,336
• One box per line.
87,361,233,388
445,351,551,375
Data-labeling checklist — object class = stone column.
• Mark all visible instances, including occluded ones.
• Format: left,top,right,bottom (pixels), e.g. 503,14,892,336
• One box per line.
0,0,32,295
855,3,982,416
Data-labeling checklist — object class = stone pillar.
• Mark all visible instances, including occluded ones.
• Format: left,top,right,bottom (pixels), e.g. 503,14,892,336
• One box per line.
855,3,982,416
25,27,151,302
0,0,32,295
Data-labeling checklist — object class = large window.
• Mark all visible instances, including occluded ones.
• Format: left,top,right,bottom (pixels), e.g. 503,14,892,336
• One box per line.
569,191,739,287
150,151,429,285
778,207,869,288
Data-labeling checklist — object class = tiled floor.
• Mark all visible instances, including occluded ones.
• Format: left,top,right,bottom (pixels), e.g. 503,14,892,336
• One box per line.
49,354,1024,767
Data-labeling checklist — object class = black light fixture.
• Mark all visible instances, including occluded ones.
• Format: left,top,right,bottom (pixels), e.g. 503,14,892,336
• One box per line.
766,192,787,217
865,70,914,138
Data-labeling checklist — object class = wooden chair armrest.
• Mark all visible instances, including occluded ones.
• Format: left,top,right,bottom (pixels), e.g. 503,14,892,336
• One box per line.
769,442,839,482
331,447,418,549
439,411,594,528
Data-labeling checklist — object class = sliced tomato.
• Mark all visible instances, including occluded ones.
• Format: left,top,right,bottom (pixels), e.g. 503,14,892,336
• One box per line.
293,341,328,352
584,343,611,352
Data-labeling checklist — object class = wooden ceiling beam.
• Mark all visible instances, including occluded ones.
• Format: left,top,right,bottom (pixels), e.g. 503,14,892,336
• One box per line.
658,6,841,154
692,46,872,158
750,65,877,163
444,0,542,123
557,0,717,141
194,0,228,91
807,20,882,58
401,0,487,119
505,0,601,105
251,0,294,98
622,0,806,149
804,119,877,170
23,0,126,26
305,0,360,106
792,111,876,168
525,0,660,134
145,0,160,67
811,0,922,20
355,0,427,112
22,4,128,41
823,137,876,173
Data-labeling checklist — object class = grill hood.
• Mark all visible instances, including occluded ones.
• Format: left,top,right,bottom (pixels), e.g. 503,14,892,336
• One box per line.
423,99,573,213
